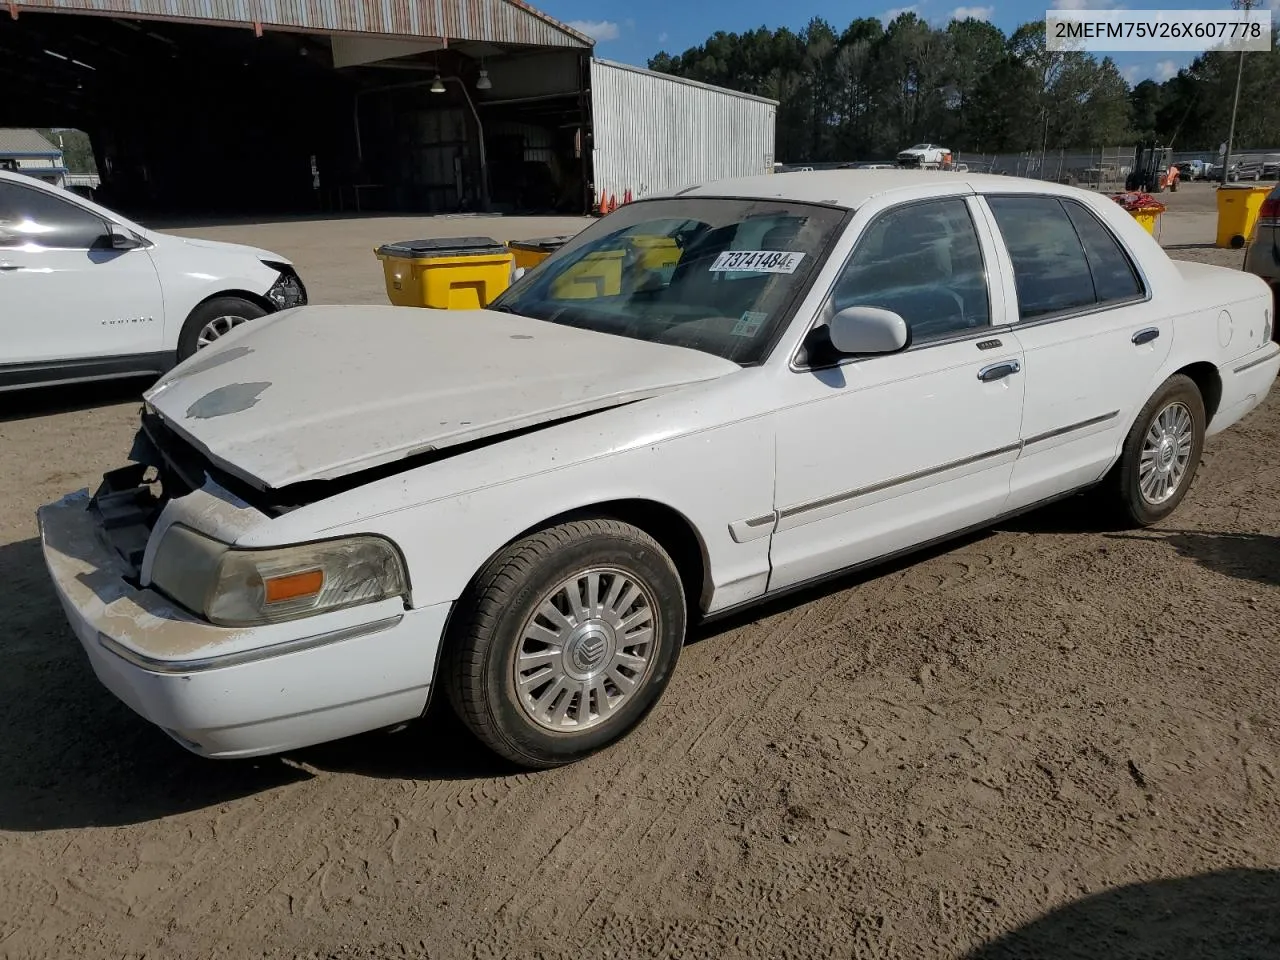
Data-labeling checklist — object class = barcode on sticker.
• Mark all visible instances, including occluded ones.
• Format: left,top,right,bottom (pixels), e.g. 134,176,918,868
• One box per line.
709,250,806,274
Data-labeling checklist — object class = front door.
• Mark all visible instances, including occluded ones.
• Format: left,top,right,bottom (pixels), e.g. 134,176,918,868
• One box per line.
0,178,165,368
769,196,1026,592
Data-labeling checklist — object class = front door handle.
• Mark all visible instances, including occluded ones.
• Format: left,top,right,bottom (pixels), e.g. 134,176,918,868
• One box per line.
1132,327,1160,346
978,360,1021,382
0,263,20,271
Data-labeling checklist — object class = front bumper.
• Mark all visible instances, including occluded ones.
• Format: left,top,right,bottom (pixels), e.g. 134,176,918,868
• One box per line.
36,492,449,758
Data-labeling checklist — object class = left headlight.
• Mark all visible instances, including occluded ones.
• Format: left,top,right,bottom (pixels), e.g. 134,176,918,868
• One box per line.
150,525,407,627
263,261,308,311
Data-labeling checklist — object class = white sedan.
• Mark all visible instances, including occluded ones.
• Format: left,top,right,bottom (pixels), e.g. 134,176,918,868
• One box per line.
0,170,306,391
38,170,1279,769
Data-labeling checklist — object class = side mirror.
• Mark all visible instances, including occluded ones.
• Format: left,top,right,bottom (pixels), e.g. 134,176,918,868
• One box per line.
108,225,146,251
826,305,911,356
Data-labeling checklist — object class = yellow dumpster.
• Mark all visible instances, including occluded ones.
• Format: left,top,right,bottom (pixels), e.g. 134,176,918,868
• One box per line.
507,236,570,272
374,237,513,309
1216,184,1272,249
550,249,625,299
1131,208,1162,235
628,235,681,272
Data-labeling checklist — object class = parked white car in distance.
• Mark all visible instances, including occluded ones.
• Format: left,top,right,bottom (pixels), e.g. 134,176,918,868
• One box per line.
0,170,306,391
38,170,1279,770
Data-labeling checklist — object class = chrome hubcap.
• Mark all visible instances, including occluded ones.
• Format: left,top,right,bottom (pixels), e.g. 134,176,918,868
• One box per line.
1139,401,1194,505
513,568,658,732
196,315,249,349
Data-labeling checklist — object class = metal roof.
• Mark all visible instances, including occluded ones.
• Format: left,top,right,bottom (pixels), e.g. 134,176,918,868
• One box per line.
11,0,593,48
0,128,60,157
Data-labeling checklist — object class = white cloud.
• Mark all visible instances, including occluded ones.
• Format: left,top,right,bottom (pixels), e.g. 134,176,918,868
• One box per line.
950,5,994,19
567,19,620,42
658,31,669,43
1154,58,1179,81
1121,64,1142,84
880,5,918,25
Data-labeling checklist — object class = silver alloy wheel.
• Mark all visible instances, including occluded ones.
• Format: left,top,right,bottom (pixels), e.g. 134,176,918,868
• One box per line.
196,314,249,349
1139,400,1194,505
513,567,660,732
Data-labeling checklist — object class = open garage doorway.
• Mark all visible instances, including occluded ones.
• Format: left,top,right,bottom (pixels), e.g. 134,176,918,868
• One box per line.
0,4,592,220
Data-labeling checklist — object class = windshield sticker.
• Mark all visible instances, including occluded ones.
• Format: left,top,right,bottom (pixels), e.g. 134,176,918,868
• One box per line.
709,250,806,274
731,311,769,337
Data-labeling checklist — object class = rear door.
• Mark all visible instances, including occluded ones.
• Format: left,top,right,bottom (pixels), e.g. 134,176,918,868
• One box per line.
976,194,1173,511
0,178,165,368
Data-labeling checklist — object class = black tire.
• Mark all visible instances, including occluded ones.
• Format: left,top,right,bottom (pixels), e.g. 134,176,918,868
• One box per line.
1108,374,1206,528
176,296,267,362
444,518,687,769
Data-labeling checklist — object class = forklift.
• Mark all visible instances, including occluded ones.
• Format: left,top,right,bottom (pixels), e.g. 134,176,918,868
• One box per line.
1125,141,1178,193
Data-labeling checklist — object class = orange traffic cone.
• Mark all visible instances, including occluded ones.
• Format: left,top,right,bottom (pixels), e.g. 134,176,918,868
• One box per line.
623,188,633,205
607,192,617,213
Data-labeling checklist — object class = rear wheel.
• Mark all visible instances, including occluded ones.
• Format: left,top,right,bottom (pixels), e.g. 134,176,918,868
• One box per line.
177,296,267,362
1108,374,1205,527
445,518,686,769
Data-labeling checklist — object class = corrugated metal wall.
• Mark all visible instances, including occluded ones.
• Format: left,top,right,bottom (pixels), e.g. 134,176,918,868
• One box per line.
589,58,776,206
13,0,591,48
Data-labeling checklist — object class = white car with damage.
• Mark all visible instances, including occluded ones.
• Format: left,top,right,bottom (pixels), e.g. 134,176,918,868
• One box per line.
38,171,1279,769
0,169,306,391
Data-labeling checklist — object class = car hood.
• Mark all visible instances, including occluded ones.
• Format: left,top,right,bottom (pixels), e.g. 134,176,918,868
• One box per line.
143,305,740,490
150,232,287,264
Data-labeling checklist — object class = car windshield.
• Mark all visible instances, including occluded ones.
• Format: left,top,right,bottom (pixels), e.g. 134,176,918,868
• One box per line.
909,144,932,150
490,197,846,365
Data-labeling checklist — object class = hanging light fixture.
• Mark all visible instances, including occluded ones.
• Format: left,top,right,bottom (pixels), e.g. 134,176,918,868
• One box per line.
476,57,492,91
430,72,446,94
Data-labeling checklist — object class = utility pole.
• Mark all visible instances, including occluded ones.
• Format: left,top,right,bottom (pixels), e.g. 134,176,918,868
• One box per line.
1222,0,1256,183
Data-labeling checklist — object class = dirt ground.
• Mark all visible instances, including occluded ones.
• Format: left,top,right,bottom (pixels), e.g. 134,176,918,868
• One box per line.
2,183,1279,960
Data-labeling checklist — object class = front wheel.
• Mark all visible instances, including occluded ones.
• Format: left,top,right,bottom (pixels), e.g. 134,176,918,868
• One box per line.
445,519,687,769
176,296,267,362
1108,374,1206,527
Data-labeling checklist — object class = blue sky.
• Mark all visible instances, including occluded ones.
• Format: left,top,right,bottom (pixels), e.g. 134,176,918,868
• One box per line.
541,0,1277,86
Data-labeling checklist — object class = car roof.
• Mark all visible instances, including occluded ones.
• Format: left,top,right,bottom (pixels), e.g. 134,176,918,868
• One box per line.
670,169,1099,210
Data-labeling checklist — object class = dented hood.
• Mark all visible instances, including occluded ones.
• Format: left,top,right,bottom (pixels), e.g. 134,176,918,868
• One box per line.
143,305,739,490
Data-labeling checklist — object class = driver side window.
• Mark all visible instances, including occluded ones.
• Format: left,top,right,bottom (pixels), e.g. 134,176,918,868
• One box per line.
829,198,990,342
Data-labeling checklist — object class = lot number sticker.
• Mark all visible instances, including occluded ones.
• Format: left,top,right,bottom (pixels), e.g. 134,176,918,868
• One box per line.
709,250,806,274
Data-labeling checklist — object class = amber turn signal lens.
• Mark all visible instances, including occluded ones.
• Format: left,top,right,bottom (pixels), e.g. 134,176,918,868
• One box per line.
263,569,325,604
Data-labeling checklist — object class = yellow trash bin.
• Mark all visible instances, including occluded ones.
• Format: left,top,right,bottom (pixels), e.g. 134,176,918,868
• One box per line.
507,236,570,272
1216,184,1272,249
550,249,626,299
374,237,513,309
1131,208,1162,235
628,235,682,272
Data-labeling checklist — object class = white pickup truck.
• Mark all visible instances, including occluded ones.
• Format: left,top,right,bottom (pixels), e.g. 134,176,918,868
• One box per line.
896,144,952,169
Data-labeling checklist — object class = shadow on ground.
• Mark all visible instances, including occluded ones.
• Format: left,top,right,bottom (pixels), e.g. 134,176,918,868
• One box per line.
966,868,1280,959
1107,530,1280,589
0,377,151,423
1162,242,1220,251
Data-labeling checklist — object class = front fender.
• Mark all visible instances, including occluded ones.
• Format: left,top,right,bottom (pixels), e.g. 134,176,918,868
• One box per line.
246,415,779,616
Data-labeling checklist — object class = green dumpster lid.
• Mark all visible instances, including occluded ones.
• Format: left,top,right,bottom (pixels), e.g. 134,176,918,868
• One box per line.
377,236,507,258
507,235,571,252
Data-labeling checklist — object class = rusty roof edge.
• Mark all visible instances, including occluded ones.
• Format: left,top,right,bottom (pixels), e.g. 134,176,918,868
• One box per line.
592,58,780,107
501,0,594,48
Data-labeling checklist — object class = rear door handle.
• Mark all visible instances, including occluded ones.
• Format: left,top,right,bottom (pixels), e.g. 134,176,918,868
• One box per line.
1132,327,1160,346
978,360,1021,382
0,264,20,271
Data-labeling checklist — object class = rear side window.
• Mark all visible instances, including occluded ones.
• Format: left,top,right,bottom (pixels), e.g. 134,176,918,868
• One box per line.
987,195,1143,321
1063,201,1144,303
